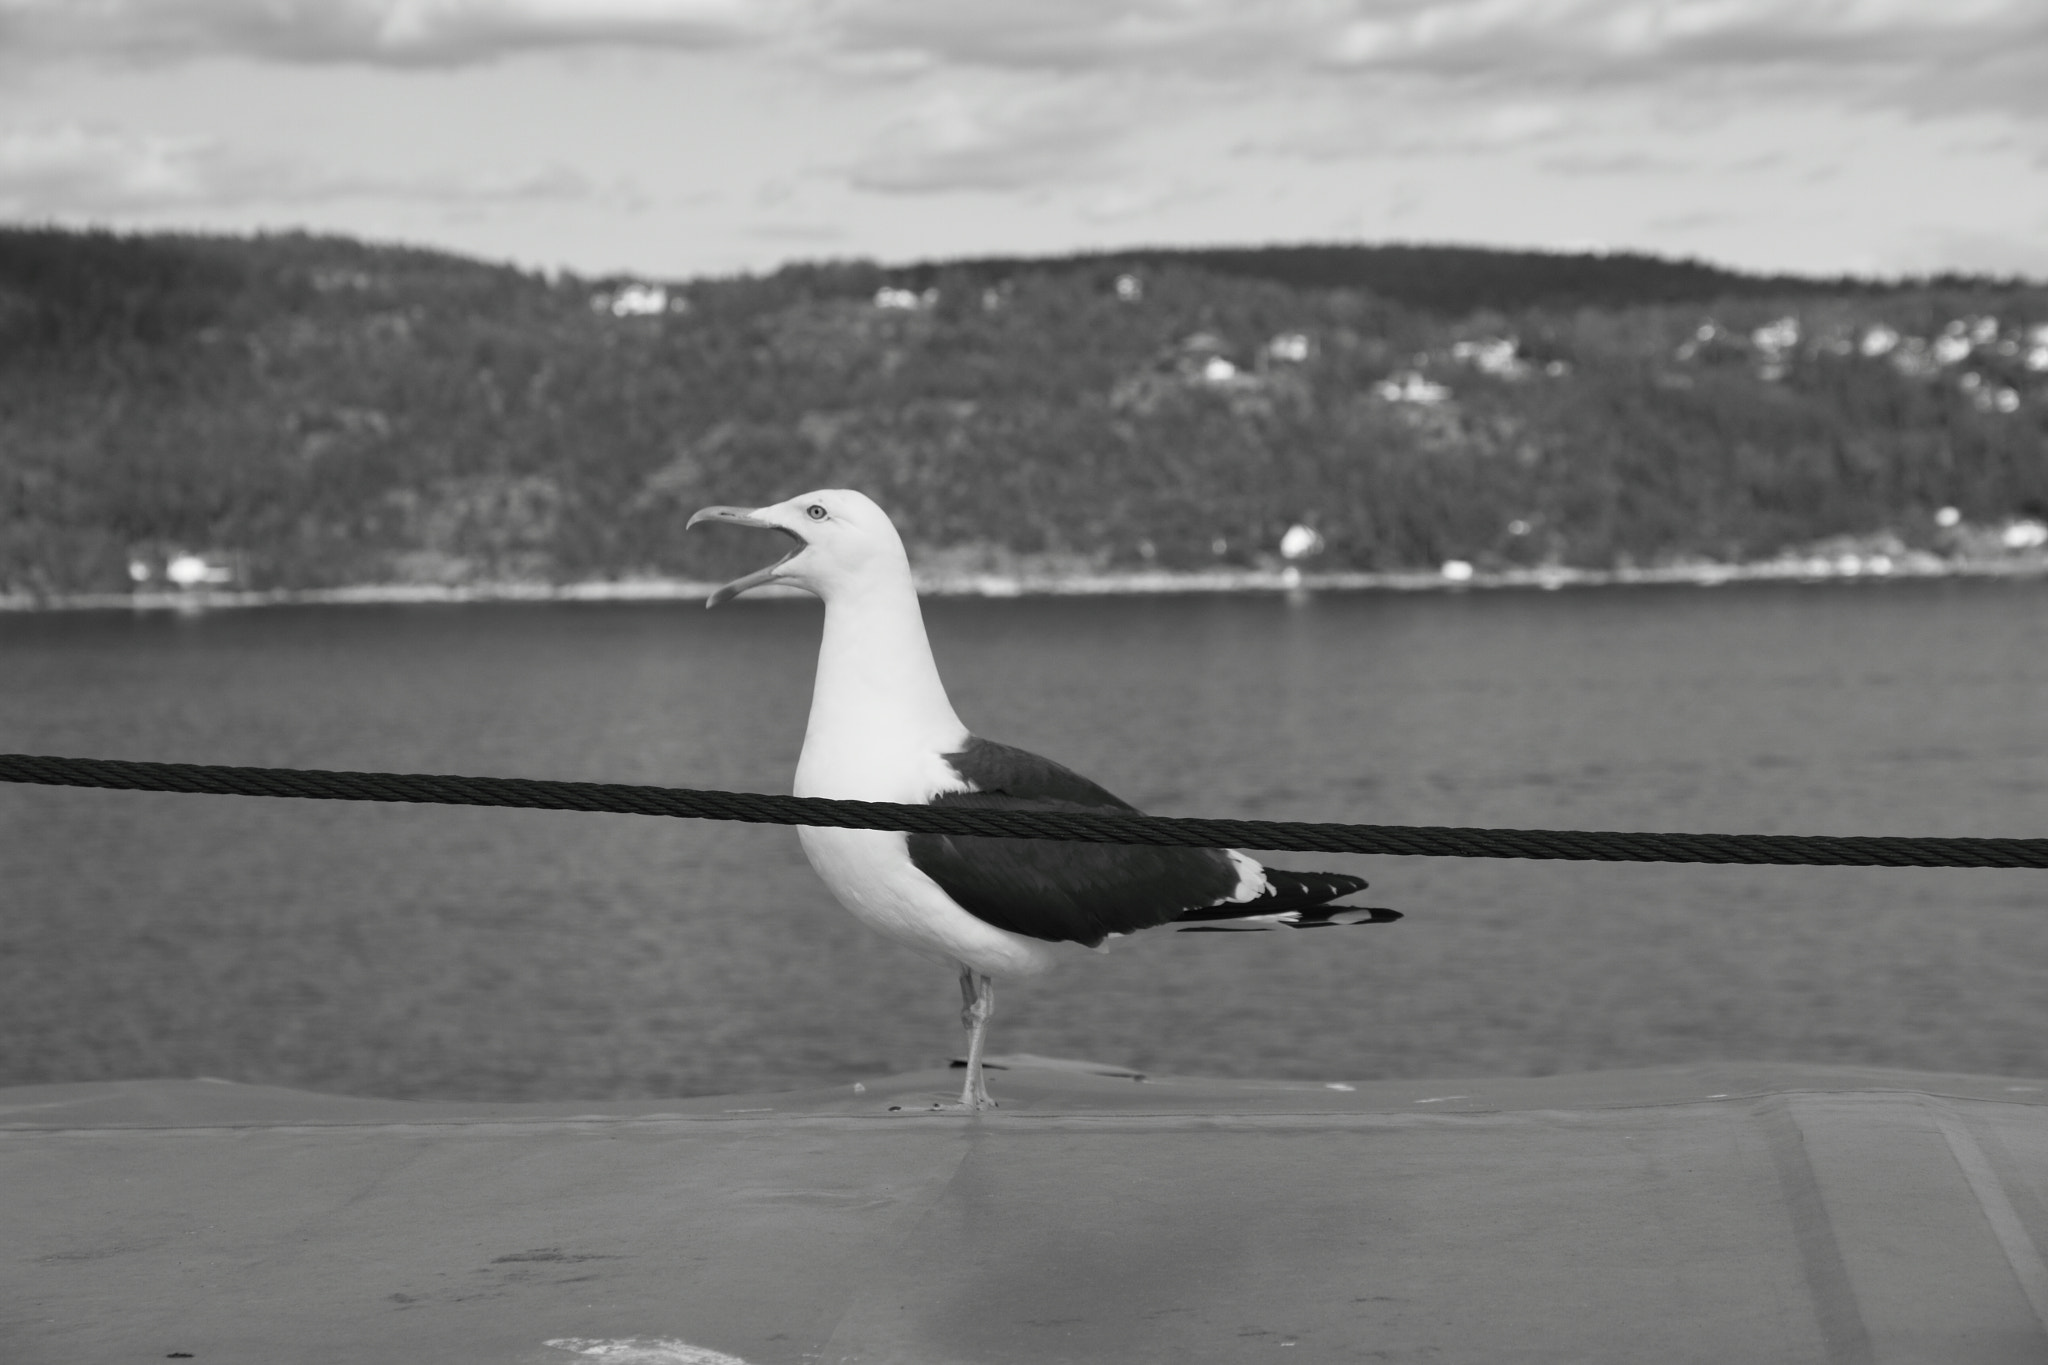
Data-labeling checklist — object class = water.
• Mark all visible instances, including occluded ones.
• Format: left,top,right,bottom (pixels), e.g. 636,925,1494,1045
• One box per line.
3,579,2045,1100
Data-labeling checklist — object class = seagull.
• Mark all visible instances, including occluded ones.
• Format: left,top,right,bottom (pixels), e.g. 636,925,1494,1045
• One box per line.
687,489,1400,1111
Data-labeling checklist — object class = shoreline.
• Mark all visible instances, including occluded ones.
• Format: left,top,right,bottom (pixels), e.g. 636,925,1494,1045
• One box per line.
4,552,2045,614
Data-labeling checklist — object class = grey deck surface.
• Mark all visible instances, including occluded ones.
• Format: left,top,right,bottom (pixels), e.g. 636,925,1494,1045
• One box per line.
5,1060,2048,1364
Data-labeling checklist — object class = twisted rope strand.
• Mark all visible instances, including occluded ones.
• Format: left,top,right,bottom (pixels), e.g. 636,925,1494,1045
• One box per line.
2,752,2042,869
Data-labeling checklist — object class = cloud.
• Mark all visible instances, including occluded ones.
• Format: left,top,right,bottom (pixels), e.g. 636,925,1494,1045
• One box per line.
821,1,2048,119
1077,177,1221,223
843,89,1120,194
0,0,768,68
825,0,1324,75
1541,150,1692,176
1642,209,1727,232
1237,98,1576,163
12,1,2045,122
0,124,233,214
0,122,609,216
747,220,848,241
1321,0,2048,112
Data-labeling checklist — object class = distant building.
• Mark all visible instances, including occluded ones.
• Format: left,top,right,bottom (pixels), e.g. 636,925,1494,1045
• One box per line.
1450,336,1528,378
1752,316,1799,353
1750,316,1799,380
1172,333,1249,386
1278,524,1324,560
874,286,937,310
1115,273,1143,302
309,267,374,293
164,554,233,588
1375,371,1451,405
2002,519,2048,550
590,282,680,317
1266,332,1312,364
1932,329,1972,366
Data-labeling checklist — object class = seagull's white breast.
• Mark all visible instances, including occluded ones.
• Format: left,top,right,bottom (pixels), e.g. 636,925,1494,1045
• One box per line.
796,826,1061,978
794,719,1061,978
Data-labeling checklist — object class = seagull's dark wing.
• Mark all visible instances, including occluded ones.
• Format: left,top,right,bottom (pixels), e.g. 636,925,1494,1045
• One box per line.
906,736,1240,948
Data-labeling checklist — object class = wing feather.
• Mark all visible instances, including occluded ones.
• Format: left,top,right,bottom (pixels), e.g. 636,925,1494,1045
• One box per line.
906,737,1240,947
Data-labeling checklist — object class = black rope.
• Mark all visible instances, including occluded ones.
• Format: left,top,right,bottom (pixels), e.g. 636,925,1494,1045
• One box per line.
1,752,2043,869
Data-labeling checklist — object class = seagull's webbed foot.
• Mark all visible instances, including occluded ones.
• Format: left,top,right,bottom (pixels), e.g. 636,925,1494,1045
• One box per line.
957,1076,997,1112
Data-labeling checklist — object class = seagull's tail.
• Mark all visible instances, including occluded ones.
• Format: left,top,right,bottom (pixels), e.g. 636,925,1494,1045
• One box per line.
1173,868,1401,933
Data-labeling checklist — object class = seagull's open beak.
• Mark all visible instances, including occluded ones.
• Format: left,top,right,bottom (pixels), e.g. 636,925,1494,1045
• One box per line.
686,505,806,607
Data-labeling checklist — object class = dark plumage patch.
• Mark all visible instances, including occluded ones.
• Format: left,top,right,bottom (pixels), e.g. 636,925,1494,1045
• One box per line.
907,737,1240,946
907,737,1378,947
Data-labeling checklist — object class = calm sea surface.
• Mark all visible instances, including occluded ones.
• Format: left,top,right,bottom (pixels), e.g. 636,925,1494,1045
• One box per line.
4,579,2045,1100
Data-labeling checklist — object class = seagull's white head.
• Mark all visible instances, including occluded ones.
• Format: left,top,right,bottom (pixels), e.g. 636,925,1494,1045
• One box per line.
686,488,910,607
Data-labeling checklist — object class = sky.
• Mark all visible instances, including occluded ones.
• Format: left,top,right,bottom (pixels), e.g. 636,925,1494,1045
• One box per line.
3,0,2046,283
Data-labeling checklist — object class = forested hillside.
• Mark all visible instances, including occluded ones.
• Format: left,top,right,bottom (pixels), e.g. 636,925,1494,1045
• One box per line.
3,226,2044,597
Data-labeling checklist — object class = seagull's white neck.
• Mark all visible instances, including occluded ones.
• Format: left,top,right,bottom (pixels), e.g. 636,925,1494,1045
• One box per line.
793,564,967,801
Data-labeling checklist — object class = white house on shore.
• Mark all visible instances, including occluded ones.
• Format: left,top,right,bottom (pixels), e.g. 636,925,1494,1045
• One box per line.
130,553,235,589
589,283,683,318
1375,371,1451,405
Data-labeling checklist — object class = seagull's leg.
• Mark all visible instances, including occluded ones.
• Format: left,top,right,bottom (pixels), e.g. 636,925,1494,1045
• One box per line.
959,973,997,1111
947,966,980,1111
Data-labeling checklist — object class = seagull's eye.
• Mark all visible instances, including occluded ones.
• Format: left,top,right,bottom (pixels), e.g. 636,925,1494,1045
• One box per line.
805,504,828,521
